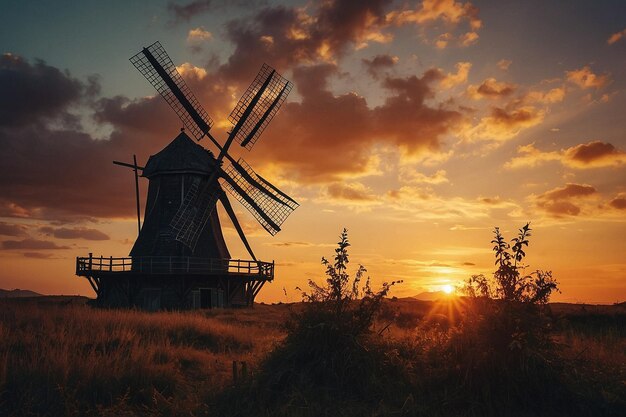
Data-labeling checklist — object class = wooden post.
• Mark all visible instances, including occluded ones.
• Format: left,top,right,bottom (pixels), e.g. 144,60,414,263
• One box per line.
88,253,93,271
110,256,113,271
241,361,247,379
133,154,141,235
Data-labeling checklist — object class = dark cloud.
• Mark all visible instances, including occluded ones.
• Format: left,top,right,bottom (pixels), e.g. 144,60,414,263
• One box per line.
1,238,70,250
362,54,398,78
221,0,392,81
0,54,182,223
0,222,28,237
167,0,214,23
468,78,516,99
23,252,55,259
0,53,90,128
539,183,597,201
609,196,626,210
39,226,110,241
249,63,460,182
565,141,625,165
535,183,597,218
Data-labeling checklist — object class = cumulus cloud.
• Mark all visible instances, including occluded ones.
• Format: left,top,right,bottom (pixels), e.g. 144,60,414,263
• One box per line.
463,105,544,142
362,54,399,78
187,27,212,42
506,141,626,169
252,62,461,182
386,0,481,47
607,28,626,45
534,183,597,218
566,66,611,90
439,61,471,89
0,53,96,127
39,226,110,240
467,77,516,99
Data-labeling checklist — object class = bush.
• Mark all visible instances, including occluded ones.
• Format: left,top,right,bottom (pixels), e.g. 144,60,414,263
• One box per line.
217,229,406,416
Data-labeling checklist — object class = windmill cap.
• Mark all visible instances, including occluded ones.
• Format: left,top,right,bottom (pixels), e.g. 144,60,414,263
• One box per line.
142,131,217,178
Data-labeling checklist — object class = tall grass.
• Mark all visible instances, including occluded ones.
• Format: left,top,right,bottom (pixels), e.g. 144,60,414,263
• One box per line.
0,299,286,416
1,297,624,417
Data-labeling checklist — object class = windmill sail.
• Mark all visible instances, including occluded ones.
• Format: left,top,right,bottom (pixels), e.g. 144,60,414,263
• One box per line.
228,64,292,150
170,178,220,250
130,41,213,141
221,159,298,235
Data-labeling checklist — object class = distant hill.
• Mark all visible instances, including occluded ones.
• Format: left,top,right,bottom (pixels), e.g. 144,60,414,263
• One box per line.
413,291,447,301
0,289,43,298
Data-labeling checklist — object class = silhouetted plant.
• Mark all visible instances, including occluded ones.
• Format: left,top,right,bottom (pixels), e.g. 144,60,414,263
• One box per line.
465,223,559,304
223,229,406,416
298,228,400,334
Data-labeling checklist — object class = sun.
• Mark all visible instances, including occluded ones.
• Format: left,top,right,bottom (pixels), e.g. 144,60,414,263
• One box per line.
442,284,454,295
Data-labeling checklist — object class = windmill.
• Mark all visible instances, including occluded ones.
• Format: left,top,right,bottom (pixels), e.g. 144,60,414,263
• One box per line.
75,41,298,309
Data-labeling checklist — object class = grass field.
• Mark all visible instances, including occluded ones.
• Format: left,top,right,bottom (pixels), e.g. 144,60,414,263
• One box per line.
0,297,624,416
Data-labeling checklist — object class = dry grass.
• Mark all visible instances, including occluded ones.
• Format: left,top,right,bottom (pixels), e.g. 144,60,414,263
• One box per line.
0,298,288,416
0,297,624,416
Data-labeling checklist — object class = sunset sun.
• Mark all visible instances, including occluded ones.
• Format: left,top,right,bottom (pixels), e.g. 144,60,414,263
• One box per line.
442,284,454,295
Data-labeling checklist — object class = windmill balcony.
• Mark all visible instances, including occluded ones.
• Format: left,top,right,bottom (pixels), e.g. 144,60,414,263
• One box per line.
76,254,274,281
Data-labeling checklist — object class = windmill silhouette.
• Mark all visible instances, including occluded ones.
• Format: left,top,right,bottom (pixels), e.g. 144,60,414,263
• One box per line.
76,42,298,309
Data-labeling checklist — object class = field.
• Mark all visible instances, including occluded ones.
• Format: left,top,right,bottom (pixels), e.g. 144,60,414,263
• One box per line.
0,297,624,416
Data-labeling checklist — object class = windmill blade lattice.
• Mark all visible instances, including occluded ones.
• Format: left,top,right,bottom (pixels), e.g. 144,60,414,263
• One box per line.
170,179,220,249
222,159,298,235
130,41,213,141
229,64,292,150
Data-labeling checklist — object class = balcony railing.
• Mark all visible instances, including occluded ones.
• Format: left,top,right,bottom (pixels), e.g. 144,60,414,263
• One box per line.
76,254,274,280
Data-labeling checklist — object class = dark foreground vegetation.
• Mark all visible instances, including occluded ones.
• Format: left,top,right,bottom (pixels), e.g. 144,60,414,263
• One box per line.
1,228,624,416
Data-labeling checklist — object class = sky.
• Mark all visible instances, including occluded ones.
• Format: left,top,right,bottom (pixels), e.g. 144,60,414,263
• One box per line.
0,0,625,304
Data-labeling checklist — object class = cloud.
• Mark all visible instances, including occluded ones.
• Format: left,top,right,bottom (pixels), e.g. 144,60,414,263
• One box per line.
534,183,597,218
0,53,95,128
399,168,449,184
386,0,481,47
0,54,183,223
39,226,110,240
0,222,28,237
439,62,471,89
506,141,626,169
23,252,56,259
362,54,399,78
187,27,212,42
463,105,544,142
607,28,626,45
523,87,565,104
326,182,378,202
252,63,461,183
467,77,516,99
221,1,394,81
167,0,214,23
497,59,512,70
1,238,71,250
609,195,626,210
566,66,611,90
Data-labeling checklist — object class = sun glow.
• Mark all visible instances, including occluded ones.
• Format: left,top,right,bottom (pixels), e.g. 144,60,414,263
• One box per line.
442,284,454,294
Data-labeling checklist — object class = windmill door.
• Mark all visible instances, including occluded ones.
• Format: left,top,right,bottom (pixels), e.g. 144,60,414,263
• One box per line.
200,288,212,309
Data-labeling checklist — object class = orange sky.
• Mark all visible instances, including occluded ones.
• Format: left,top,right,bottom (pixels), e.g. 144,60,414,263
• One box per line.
1,0,625,303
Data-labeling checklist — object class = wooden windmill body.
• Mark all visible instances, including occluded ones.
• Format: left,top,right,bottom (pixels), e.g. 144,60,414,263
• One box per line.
76,42,297,309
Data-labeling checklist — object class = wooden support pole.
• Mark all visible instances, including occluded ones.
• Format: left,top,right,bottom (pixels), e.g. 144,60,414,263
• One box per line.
133,154,141,235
